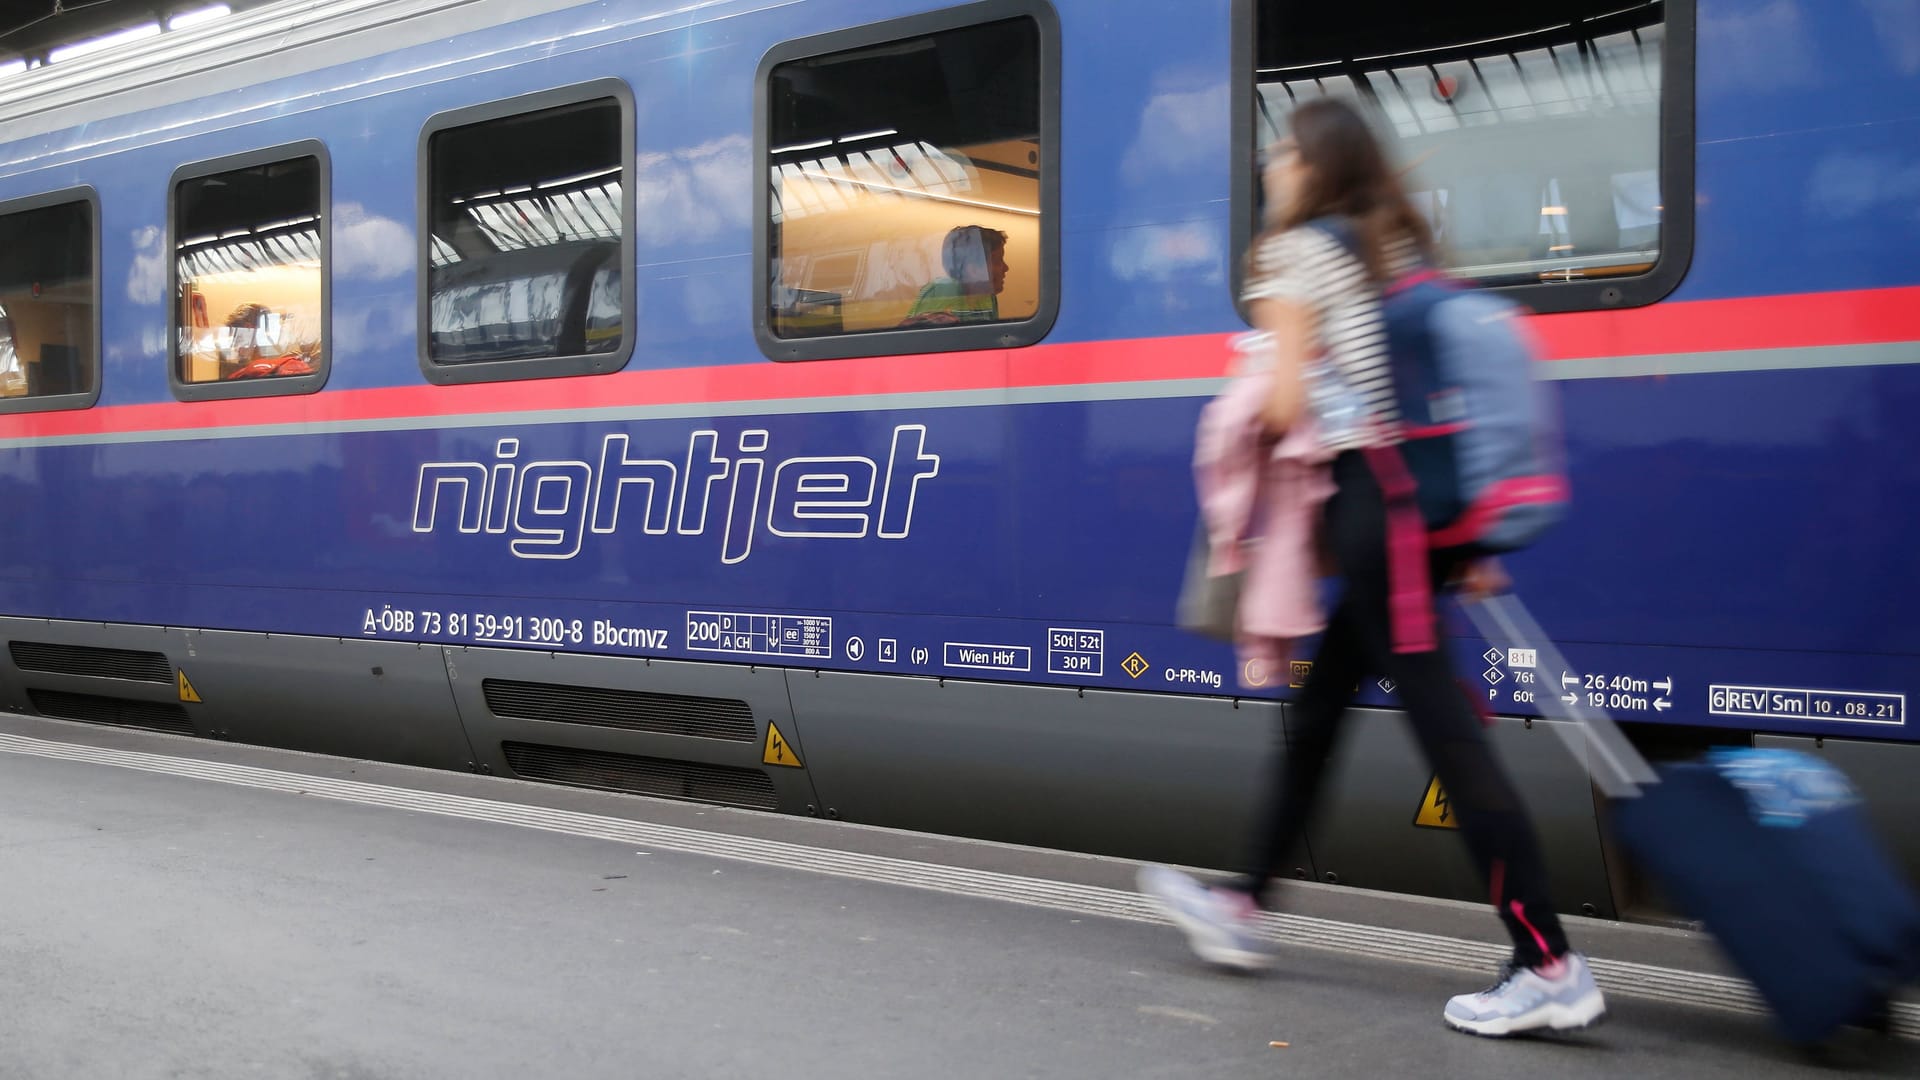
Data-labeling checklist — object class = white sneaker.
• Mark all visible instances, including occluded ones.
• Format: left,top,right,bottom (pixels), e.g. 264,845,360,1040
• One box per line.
1443,952,1608,1037
1135,864,1273,973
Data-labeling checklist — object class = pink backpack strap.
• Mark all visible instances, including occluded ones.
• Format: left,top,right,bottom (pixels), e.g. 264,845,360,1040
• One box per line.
1384,268,1445,296
1361,445,1438,654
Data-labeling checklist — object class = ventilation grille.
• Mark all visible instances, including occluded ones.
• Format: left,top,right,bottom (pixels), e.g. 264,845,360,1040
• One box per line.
10,641,174,684
501,742,777,810
482,680,754,742
27,690,195,736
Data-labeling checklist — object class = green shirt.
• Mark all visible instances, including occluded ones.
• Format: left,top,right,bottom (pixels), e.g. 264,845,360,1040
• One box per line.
906,280,998,322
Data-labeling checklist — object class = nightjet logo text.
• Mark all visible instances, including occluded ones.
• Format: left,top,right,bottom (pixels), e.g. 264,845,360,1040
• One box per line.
411,425,941,562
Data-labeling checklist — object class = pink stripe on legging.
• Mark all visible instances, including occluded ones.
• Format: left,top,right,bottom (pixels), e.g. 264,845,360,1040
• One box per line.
1509,899,1556,962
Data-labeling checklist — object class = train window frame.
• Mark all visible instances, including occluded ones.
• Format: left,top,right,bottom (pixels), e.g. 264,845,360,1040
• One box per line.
1228,0,1696,317
167,142,332,403
0,187,102,415
753,0,1062,362
415,79,637,386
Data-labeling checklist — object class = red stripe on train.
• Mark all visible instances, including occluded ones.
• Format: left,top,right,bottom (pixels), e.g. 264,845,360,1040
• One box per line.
1528,284,1920,359
3,284,1918,441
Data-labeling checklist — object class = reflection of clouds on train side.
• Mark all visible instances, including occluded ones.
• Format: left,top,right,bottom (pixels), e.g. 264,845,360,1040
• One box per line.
682,268,736,329
127,225,172,361
331,202,413,352
127,225,166,305
333,295,412,352
632,136,751,332
634,135,751,242
1108,73,1228,337
334,202,411,280
1863,0,1920,76
1107,223,1222,286
1100,220,1224,353
1120,78,1229,188
1806,153,1920,224
1698,0,1819,92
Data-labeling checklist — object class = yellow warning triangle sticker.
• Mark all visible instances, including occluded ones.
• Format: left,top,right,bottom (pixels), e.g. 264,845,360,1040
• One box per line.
762,720,803,769
177,669,203,704
1413,775,1457,829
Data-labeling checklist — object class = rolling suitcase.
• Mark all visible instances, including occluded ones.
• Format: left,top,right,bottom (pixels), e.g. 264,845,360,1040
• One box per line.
1466,594,1920,1045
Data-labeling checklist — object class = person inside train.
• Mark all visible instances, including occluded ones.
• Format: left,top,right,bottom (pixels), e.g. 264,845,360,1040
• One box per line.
223,302,271,365
900,224,1009,326
220,301,315,380
1139,97,1607,1039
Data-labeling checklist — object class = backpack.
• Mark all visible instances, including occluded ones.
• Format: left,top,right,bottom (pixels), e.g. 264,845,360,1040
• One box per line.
1314,218,1568,553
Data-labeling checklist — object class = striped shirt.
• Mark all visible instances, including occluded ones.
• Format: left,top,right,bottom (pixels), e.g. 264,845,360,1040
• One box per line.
1244,225,1412,451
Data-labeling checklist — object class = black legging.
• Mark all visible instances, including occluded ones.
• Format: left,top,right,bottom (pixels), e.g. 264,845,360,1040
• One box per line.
1233,450,1571,968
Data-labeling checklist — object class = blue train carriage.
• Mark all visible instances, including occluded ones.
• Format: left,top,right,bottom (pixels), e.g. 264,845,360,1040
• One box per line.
0,0,1914,920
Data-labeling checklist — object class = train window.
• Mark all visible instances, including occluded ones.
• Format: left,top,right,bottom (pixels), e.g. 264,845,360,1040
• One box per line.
0,191,99,414
171,144,330,401
419,81,636,385
755,0,1061,361
1233,0,1694,314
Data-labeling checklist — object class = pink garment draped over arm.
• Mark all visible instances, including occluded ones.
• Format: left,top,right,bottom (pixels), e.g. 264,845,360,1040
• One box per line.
1192,359,1336,689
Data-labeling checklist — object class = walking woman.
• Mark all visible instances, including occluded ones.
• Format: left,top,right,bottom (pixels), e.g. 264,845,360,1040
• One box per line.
1139,98,1607,1038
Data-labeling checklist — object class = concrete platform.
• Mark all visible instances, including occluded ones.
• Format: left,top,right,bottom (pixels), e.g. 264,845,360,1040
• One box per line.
0,713,1911,1079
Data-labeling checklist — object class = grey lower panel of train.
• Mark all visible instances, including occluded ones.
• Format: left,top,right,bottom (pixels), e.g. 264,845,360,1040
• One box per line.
1,616,1912,922
1756,734,1920,890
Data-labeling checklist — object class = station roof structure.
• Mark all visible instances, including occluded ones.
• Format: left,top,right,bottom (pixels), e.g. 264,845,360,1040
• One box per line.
0,1,278,69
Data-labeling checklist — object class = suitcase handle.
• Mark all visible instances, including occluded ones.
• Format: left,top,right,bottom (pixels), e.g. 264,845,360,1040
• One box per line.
1463,593,1659,799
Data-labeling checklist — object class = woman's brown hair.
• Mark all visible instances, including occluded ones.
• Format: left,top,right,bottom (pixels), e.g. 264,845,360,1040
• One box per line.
1260,97,1436,283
